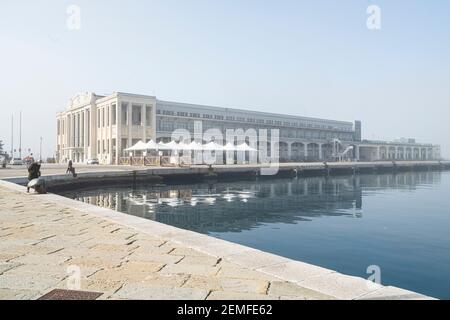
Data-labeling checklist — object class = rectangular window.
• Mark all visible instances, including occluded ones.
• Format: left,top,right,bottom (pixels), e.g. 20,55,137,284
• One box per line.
57,120,60,135
97,110,100,128
111,104,117,125
146,106,152,126
121,103,128,125
102,108,105,127
121,138,128,152
132,105,142,125
106,106,110,126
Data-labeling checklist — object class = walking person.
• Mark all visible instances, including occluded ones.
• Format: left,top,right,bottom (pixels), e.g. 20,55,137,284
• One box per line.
66,160,73,174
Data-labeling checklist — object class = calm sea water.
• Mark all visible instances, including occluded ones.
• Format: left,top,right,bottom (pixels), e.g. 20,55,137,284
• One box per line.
60,171,450,299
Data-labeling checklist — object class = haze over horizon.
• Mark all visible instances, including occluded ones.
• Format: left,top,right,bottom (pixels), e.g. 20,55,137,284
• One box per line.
1,0,449,159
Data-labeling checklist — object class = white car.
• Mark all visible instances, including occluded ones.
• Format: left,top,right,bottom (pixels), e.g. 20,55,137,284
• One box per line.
10,158,24,165
86,158,99,165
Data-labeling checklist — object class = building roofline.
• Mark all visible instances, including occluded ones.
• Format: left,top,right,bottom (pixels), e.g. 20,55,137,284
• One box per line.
156,99,354,126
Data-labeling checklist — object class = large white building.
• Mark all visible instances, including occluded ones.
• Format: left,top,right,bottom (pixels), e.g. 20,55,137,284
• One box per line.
56,92,441,164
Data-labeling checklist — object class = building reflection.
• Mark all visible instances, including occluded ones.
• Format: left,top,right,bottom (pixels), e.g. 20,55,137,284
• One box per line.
61,171,442,234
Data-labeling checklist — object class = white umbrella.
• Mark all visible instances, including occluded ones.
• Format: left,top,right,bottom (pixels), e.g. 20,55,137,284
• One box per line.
187,141,204,151
145,140,159,150
125,140,147,151
223,142,237,151
157,141,175,151
203,141,224,151
236,143,257,152
177,141,190,150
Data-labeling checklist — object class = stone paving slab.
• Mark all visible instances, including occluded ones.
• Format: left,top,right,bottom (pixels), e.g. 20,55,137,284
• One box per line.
0,180,435,300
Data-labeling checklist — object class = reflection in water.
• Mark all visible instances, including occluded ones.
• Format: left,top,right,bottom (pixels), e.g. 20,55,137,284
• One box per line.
59,170,450,299
61,171,441,234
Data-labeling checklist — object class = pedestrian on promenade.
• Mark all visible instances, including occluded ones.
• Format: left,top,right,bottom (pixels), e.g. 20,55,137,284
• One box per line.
66,160,77,177
27,162,41,193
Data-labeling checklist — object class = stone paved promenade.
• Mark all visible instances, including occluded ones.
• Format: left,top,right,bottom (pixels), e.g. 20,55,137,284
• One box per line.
0,179,433,300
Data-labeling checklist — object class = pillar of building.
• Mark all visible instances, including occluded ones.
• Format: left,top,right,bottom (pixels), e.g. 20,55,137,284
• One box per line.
287,142,292,161
142,104,147,143
318,144,323,160
77,113,81,148
108,105,113,164
127,102,132,152
304,143,308,160
84,109,88,159
116,101,122,165
377,146,381,160
355,145,360,161
395,147,398,160
72,114,75,159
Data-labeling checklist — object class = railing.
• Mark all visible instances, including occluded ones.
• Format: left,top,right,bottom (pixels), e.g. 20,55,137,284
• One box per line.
119,157,131,165
179,156,192,166
131,157,144,166
144,156,160,166
160,156,178,167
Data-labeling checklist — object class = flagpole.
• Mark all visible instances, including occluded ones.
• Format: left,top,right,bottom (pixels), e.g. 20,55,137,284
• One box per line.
11,114,14,158
19,111,22,159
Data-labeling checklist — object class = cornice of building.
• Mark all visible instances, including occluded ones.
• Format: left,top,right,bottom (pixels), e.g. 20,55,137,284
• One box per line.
156,99,354,126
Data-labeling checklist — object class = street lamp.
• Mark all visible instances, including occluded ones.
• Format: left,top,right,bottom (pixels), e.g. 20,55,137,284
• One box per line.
39,137,43,163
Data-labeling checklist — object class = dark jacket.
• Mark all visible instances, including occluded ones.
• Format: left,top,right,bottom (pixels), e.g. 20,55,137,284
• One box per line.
28,162,41,181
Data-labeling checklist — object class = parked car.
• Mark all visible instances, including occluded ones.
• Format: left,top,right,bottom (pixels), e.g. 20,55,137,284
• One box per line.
86,158,99,165
10,158,24,165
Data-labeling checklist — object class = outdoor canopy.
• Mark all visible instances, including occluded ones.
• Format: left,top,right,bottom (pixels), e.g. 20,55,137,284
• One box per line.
124,140,147,151
125,140,258,152
145,140,159,150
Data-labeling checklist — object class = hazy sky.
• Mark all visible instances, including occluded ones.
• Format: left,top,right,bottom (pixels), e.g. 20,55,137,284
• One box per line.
1,0,449,158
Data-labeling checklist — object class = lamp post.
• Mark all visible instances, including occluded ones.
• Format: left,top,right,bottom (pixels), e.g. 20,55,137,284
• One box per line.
40,137,43,163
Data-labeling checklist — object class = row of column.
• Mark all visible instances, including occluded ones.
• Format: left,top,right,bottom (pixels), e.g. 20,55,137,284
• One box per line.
285,143,322,159
283,142,330,160
115,102,149,164
376,146,433,160
63,110,89,162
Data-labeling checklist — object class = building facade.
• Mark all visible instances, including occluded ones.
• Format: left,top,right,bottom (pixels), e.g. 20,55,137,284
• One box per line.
56,92,441,164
